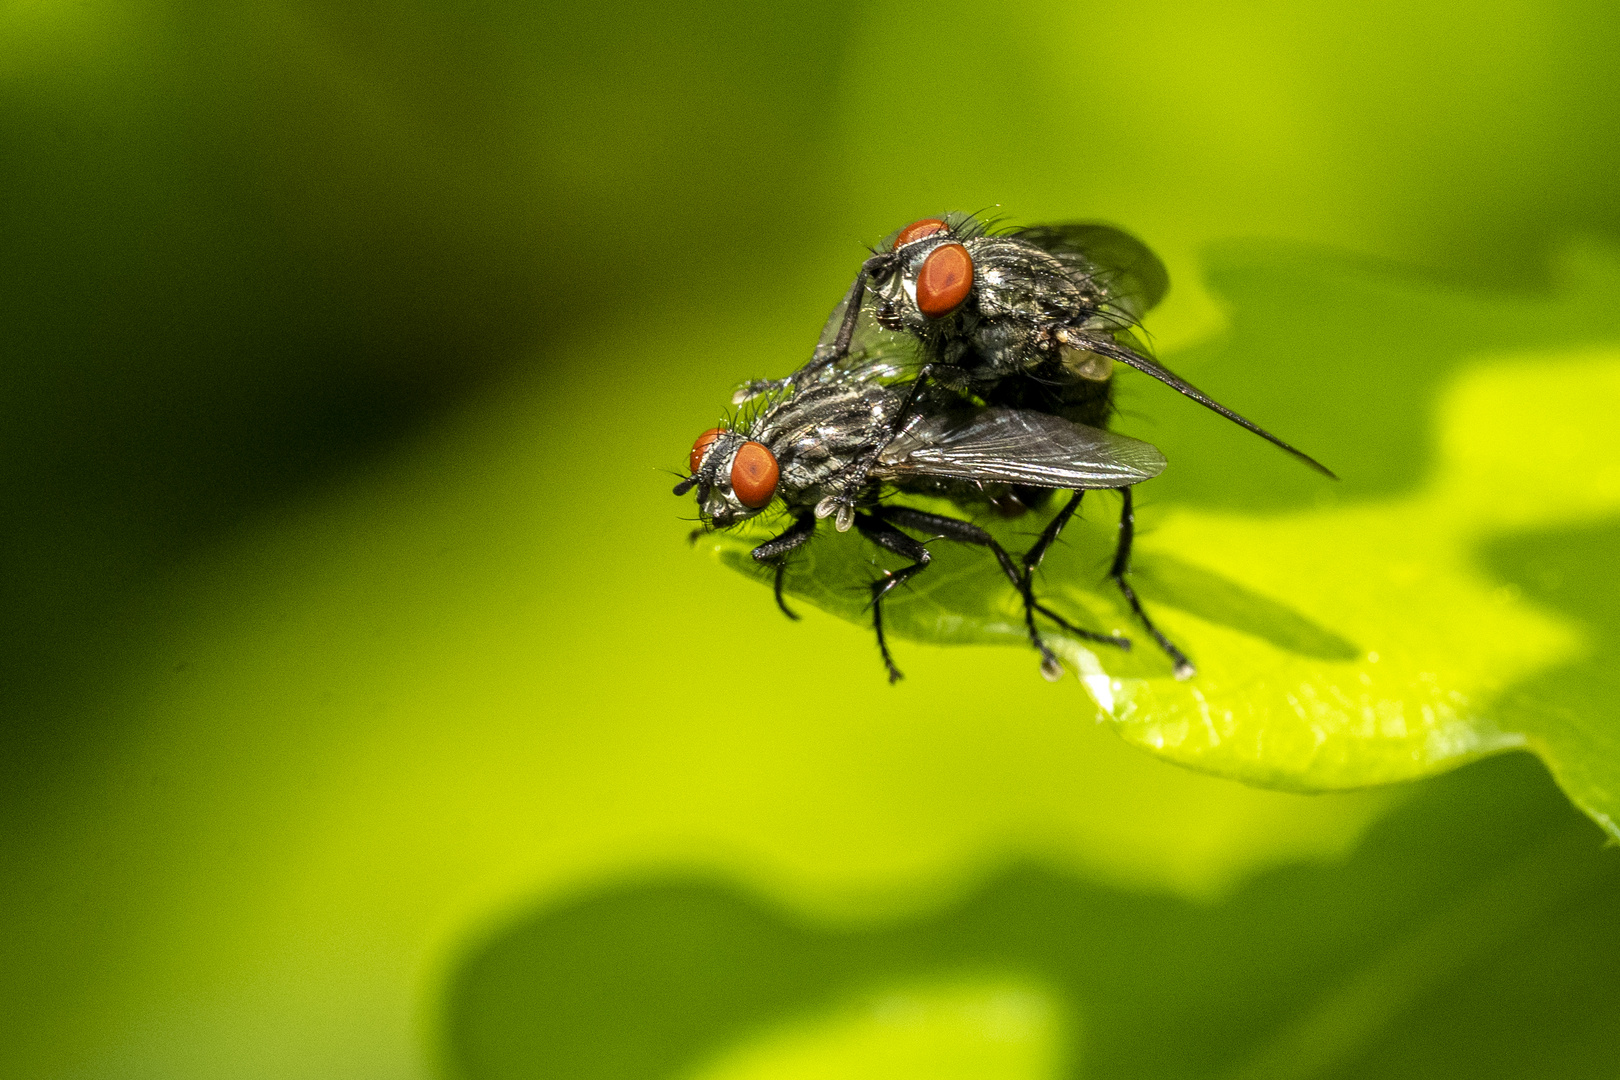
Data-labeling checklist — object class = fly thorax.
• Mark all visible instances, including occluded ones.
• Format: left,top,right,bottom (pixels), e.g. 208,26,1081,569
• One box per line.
968,320,1040,377
971,241,1085,321
781,450,845,500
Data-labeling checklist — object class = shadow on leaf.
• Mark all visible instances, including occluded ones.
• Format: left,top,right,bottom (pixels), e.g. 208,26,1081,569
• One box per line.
440,754,1619,1080
1132,554,1360,662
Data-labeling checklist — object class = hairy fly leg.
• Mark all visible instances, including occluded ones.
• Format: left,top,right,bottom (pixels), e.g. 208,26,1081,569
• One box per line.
871,504,1128,681
851,512,933,684
1109,487,1195,680
829,252,897,361
750,513,818,620
1020,490,1084,584
871,505,1019,581
1014,492,1135,679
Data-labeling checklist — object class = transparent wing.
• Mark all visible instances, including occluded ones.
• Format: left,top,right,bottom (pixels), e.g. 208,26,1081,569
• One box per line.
1010,223,1170,323
878,407,1167,490
733,292,917,403
812,286,916,361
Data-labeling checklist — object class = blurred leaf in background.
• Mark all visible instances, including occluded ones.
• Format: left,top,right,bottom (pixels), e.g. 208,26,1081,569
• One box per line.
2,0,1619,1078
445,753,1618,1080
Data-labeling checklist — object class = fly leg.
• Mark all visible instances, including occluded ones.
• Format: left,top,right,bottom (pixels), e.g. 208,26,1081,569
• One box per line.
851,512,932,684
1017,491,1135,679
1110,487,1195,680
871,505,1020,580
872,504,1128,681
750,513,818,620
1021,490,1085,590
738,253,898,405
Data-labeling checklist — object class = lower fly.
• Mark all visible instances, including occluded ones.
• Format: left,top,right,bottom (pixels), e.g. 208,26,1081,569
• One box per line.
676,362,1193,682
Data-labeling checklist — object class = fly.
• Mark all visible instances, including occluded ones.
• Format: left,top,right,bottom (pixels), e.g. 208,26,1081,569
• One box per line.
676,362,1192,682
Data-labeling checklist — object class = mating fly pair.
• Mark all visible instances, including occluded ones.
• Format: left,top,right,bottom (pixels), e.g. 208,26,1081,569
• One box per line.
676,361,1166,682
678,212,1333,682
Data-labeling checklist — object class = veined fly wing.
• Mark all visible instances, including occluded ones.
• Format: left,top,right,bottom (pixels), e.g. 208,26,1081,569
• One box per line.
877,407,1166,490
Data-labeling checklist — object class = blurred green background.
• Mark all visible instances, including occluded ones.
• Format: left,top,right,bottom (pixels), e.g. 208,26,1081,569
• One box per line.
3,0,1620,1077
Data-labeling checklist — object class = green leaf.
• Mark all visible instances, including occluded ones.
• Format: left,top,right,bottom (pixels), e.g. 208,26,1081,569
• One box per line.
445,753,1620,1080
706,244,1620,834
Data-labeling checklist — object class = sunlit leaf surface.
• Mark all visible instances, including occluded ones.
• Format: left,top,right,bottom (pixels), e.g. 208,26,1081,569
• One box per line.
710,247,1620,833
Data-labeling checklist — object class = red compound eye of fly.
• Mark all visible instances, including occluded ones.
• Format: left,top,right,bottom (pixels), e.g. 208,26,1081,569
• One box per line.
689,428,724,475
893,217,949,248
915,242,974,318
730,441,779,508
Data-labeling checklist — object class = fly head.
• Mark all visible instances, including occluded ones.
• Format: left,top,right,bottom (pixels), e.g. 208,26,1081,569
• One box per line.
866,214,982,335
678,426,780,528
